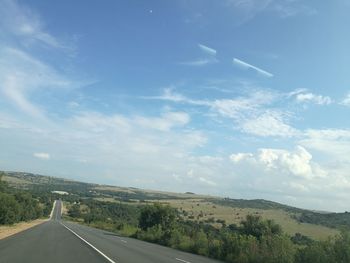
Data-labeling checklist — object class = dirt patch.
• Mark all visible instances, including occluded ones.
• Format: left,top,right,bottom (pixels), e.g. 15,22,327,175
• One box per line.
0,219,48,240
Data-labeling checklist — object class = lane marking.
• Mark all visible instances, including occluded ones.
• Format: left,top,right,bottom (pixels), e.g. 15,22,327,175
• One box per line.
49,200,57,220
120,239,127,243
175,258,191,263
60,222,117,263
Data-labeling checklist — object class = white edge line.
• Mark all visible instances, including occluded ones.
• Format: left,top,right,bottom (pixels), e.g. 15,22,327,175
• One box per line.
60,222,117,263
49,200,56,220
175,258,191,263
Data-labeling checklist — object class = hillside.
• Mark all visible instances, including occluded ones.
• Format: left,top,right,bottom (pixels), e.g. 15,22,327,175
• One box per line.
2,170,347,240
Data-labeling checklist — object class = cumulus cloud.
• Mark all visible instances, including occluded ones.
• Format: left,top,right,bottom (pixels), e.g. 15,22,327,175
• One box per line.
230,153,253,163
294,91,332,105
230,146,325,179
340,92,350,106
33,152,50,160
300,129,350,161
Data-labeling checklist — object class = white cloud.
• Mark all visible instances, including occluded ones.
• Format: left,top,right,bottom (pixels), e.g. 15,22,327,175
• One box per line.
340,92,350,106
300,129,350,161
180,44,218,66
150,88,297,138
179,58,216,66
294,92,332,105
72,110,190,133
198,43,217,56
210,90,276,119
135,111,190,131
233,58,274,78
0,0,71,50
230,146,325,179
230,153,253,163
71,112,131,133
0,47,71,118
240,111,298,137
226,0,317,22
33,152,50,160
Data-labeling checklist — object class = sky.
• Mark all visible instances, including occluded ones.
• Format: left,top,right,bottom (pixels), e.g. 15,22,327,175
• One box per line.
0,0,350,212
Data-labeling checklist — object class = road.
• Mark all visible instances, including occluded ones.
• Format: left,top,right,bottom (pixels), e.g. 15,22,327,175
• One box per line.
0,200,222,263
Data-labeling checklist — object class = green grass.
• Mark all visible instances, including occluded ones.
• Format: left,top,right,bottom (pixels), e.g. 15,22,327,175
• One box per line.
162,199,339,240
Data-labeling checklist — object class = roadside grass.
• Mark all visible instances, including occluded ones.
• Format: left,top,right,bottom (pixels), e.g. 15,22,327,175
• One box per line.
162,199,339,241
90,197,339,240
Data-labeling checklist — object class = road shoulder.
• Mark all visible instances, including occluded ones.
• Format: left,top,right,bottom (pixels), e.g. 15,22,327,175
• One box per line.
0,219,48,240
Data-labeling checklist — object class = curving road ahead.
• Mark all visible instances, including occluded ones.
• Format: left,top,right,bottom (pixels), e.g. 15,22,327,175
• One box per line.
0,201,222,263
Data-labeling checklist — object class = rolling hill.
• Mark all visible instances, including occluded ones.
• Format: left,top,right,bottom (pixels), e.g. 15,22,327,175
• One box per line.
2,170,348,240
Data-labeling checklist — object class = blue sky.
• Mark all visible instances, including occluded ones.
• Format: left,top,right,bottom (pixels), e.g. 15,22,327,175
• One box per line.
1,0,350,211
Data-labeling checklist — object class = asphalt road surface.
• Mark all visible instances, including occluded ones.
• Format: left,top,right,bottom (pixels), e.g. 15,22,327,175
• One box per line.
0,200,222,263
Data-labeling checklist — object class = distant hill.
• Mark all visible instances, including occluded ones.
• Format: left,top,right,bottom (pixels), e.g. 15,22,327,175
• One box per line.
2,170,349,239
211,198,306,213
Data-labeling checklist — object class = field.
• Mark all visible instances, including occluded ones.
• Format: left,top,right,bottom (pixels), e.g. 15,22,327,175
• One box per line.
1,171,343,240
161,199,339,240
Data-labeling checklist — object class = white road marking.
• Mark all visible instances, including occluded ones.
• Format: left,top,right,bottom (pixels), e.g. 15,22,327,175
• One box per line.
175,258,191,263
49,200,56,220
60,222,117,263
120,239,127,243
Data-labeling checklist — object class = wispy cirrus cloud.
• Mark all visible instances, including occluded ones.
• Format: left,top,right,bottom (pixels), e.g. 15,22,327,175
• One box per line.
0,47,72,118
0,0,82,119
180,43,218,66
240,110,298,137
226,0,317,23
179,58,215,66
198,43,217,56
148,87,298,138
233,58,274,78
0,0,73,50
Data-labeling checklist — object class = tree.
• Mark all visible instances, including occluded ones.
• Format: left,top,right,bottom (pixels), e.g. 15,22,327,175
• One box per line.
15,192,43,221
138,204,177,245
139,203,176,231
0,193,21,224
68,203,81,218
333,231,350,263
0,172,8,192
240,215,281,240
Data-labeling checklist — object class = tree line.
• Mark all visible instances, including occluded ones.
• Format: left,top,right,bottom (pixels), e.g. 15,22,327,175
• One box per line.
66,199,350,263
0,173,54,225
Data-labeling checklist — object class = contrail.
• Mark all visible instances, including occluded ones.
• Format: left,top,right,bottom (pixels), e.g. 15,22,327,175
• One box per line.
198,44,217,56
233,58,274,78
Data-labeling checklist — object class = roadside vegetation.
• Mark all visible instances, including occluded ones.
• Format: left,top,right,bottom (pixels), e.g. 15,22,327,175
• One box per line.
0,173,54,225
3,171,350,262
64,198,350,263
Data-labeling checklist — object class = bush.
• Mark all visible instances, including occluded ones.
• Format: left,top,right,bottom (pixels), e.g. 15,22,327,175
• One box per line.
0,193,21,224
